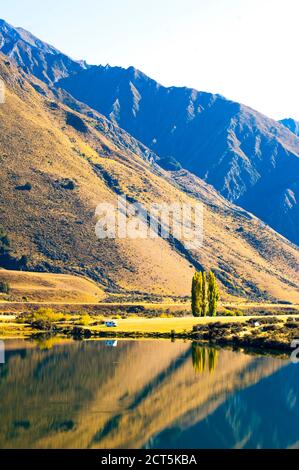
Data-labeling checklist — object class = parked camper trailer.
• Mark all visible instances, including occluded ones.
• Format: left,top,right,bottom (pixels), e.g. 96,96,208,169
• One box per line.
104,320,118,328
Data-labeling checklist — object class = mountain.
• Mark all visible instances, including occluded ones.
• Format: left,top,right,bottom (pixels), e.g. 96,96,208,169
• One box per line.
0,20,299,301
56,65,299,247
280,118,299,137
0,54,299,301
1,20,299,246
0,19,86,84
0,55,197,297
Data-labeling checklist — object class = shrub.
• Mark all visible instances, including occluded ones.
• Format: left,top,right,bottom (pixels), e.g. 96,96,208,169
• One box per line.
221,308,244,317
0,281,10,294
15,313,29,324
28,308,65,330
285,322,298,329
60,178,76,190
76,314,91,326
221,309,235,316
233,309,244,316
31,319,54,331
15,182,32,191
30,308,64,323
127,306,145,314
71,326,91,339
91,319,105,326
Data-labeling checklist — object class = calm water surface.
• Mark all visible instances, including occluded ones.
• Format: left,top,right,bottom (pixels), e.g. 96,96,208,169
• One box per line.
0,339,298,449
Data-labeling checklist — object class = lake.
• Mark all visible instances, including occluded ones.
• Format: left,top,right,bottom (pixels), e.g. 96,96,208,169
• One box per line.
0,339,298,449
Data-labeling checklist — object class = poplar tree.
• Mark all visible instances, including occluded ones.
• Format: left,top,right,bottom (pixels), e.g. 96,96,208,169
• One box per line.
207,271,219,316
201,271,207,317
191,271,202,317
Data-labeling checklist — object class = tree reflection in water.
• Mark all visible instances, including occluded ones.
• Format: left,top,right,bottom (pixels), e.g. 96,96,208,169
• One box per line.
192,343,218,374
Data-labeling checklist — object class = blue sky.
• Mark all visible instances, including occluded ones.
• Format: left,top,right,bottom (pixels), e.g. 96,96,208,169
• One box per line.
1,0,299,120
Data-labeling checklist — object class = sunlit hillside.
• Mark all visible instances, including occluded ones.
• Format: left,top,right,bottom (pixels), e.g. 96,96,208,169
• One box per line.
0,55,298,300
0,269,105,302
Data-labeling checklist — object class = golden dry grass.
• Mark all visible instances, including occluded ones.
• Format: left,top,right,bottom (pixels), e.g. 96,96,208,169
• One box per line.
88,314,299,334
0,269,105,303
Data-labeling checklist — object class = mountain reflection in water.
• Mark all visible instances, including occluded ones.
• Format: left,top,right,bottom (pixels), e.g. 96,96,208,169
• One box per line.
0,339,297,449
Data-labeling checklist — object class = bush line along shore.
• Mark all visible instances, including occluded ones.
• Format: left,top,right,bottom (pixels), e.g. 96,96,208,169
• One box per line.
1,307,299,353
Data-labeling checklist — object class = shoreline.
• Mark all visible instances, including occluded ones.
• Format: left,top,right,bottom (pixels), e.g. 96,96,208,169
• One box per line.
1,314,299,354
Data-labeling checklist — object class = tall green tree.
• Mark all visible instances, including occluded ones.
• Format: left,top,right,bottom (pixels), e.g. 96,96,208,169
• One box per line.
207,271,219,316
201,271,207,317
192,270,208,317
191,271,202,317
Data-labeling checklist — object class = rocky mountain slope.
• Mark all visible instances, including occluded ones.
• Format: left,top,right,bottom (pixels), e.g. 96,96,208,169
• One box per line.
57,66,299,247
1,19,299,247
0,18,85,84
0,54,299,301
1,19,298,246
0,19,299,301
280,118,299,137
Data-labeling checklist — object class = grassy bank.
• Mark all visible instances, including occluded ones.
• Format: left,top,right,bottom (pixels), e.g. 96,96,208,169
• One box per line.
70,315,299,352
1,312,299,352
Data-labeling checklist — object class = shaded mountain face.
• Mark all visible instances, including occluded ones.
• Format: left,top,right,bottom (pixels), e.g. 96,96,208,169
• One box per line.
57,66,299,246
280,118,299,137
0,19,86,84
1,20,299,246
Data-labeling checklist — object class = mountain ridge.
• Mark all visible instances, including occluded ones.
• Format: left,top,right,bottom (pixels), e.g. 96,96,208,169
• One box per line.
1,18,298,250
0,18,86,84
279,118,299,137
0,21,298,301
57,65,299,246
